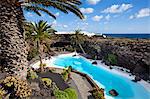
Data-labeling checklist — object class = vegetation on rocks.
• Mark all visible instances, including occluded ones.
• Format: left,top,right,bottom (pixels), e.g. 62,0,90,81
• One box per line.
106,54,117,65
61,66,72,81
54,90,69,99
53,86,77,99
0,87,6,98
64,88,78,99
41,78,52,88
27,69,38,80
90,88,105,99
0,76,32,98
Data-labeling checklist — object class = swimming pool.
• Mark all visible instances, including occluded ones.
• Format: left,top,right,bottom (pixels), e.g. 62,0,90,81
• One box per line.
53,55,150,99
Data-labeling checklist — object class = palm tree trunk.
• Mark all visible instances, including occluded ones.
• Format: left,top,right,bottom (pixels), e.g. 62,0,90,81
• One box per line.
0,0,28,80
78,43,86,54
37,41,44,72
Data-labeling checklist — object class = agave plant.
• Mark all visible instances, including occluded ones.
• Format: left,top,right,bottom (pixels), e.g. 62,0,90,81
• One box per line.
0,0,84,79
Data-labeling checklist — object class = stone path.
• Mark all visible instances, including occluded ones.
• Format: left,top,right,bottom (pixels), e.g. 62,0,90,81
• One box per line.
70,72,92,99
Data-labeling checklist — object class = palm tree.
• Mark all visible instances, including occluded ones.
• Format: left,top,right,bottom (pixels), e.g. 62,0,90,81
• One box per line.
0,0,84,79
71,30,86,54
25,20,56,72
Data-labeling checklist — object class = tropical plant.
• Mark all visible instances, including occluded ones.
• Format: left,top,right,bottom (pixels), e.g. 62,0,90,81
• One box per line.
27,69,38,80
41,78,52,87
0,76,32,98
90,88,105,99
61,66,72,81
0,88,6,98
25,20,56,72
0,0,84,80
64,88,78,99
54,90,69,99
71,30,86,54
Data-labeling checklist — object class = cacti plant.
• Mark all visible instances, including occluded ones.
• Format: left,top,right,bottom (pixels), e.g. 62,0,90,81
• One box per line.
27,69,38,80
41,78,52,87
0,76,32,98
0,87,6,98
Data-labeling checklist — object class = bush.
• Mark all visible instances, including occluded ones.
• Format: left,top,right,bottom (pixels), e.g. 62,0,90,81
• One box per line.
54,90,69,99
107,54,117,65
0,76,32,98
27,69,38,80
91,88,105,99
51,82,59,92
64,88,78,99
61,71,69,81
41,78,52,87
67,66,72,73
0,87,6,98
61,66,72,81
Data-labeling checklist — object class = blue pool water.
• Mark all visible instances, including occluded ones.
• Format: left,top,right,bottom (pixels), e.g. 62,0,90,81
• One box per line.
53,56,150,99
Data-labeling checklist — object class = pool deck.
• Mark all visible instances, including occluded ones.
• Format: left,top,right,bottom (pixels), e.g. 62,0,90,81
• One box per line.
54,69,94,99
70,72,93,99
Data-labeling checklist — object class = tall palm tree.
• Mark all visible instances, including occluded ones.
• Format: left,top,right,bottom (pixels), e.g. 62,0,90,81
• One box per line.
25,20,55,72
71,30,86,54
0,0,84,79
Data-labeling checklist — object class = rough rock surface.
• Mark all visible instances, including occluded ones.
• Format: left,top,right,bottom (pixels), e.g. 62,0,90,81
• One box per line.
109,89,119,96
51,35,150,81
83,38,150,81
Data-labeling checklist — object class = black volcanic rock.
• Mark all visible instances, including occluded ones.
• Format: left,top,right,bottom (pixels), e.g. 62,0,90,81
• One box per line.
132,75,141,82
51,35,150,81
82,39,150,81
109,89,119,96
92,61,97,65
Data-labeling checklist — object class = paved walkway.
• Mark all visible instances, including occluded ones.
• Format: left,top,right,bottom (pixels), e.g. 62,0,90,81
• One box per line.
70,72,92,99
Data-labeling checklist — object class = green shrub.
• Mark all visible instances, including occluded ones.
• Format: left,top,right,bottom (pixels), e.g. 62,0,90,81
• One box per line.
67,66,72,73
91,88,105,99
61,71,69,81
54,90,69,99
27,69,38,80
107,54,117,65
61,66,72,81
64,88,78,99
41,78,52,87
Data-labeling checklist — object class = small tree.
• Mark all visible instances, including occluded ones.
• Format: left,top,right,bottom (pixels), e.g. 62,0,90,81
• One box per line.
25,20,56,72
71,30,86,54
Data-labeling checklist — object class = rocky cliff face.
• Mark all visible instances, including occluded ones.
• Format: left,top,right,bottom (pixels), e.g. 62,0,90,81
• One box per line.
83,38,150,81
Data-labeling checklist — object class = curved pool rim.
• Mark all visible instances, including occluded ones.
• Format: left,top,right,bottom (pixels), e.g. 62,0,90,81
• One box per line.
52,54,150,99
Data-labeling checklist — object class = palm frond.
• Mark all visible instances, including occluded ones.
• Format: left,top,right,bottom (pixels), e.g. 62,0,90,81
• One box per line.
23,0,84,19
24,5,56,19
